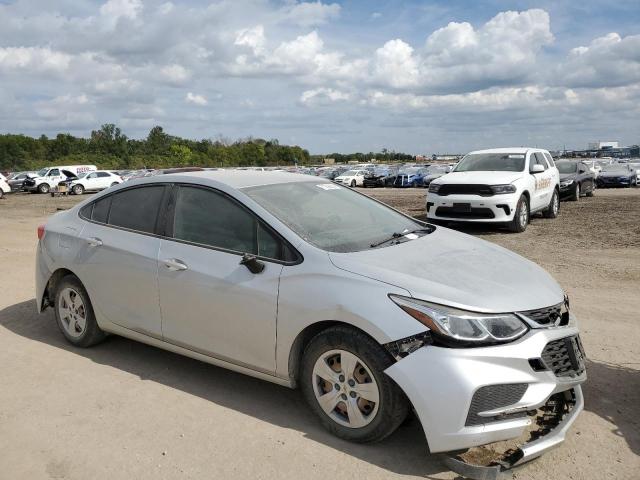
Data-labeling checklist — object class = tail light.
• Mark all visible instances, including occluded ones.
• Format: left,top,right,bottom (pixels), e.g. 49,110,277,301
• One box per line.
37,224,46,240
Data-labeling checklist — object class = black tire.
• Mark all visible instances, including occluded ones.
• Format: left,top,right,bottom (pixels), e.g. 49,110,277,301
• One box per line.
38,183,50,194
0,189,4,199
586,185,594,197
508,195,529,233
54,275,106,348
350,180,356,188
543,189,560,219
570,182,580,201
73,184,84,195
301,326,409,443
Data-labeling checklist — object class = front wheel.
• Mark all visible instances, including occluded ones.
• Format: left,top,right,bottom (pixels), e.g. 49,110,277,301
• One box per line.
73,184,84,195
301,326,409,443
54,275,106,347
38,183,50,194
508,195,529,233
571,182,580,201
543,189,560,218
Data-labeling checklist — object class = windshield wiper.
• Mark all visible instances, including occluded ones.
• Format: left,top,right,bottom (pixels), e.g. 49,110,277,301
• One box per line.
369,227,433,248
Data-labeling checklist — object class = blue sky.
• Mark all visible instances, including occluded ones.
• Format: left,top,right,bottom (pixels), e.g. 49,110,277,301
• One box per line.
0,0,639,154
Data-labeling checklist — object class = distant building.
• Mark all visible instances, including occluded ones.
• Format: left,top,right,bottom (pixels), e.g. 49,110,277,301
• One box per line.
323,157,335,165
588,141,619,150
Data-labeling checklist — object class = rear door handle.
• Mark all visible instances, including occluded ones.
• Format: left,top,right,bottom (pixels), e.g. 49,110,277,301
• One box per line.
87,237,103,247
163,258,188,271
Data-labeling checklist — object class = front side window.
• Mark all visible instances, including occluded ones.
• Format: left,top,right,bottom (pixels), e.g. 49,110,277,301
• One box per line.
172,186,285,259
454,153,526,172
49,169,60,176
108,186,164,233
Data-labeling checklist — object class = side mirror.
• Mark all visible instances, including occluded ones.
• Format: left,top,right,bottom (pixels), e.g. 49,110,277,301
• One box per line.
240,253,265,274
531,164,545,174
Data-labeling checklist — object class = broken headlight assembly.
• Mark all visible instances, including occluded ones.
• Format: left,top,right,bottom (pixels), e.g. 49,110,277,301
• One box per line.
389,295,528,347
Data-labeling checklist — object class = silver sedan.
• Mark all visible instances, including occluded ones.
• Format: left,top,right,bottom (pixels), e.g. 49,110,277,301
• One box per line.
35,170,585,476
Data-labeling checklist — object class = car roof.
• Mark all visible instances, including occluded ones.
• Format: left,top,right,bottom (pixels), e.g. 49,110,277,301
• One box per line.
467,147,547,155
162,169,324,189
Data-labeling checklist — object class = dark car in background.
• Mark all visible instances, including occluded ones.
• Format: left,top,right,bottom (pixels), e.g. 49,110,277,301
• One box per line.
557,161,595,200
393,167,427,187
421,165,451,187
596,164,637,188
363,166,399,187
7,171,36,191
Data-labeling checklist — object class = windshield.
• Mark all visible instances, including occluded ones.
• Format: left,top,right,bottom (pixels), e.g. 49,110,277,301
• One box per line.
455,153,525,172
426,165,448,174
557,162,578,174
244,182,424,253
36,168,49,177
76,172,88,179
341,170,358,176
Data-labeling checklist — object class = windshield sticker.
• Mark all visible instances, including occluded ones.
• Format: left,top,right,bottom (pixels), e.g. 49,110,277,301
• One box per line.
508,154,525,159
316,184,342,190
404,233,419,240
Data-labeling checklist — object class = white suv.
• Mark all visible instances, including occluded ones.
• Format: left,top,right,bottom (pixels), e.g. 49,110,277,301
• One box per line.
427,148,560,232
68,170,122,195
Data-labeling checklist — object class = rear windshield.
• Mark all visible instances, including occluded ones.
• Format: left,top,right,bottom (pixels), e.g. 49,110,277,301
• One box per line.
455,153,526,172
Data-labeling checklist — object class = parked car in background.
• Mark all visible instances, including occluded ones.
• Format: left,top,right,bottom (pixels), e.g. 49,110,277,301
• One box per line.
393,167,426,187
362,167,399,187
596,164,637,188
334,169,367,187
578,160,602,178
35,170,585,477
23,165,97,194
628,162,640,185
421,165,451,187
427,148,560,232
68,171,123,195
0,173,10,199
6,171,36,192
557,161,595,201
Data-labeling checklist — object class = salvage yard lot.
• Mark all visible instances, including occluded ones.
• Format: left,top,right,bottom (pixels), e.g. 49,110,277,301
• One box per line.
1,188,638,479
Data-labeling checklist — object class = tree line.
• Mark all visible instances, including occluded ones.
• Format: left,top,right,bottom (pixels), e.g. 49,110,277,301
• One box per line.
0,124,311,172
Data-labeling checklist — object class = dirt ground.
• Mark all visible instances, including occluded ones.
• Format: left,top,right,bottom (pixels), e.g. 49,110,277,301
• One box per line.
0,188,638,480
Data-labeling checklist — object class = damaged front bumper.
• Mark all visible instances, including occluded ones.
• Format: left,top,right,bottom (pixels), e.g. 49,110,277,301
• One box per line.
384,327,586,477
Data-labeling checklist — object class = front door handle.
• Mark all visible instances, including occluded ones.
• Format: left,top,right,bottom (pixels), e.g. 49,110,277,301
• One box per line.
87,237,103,247
163,258,188,271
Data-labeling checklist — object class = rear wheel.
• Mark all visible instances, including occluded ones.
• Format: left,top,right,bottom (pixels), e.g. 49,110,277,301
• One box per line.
301,326,409,443
508,195,529,233
38,183,50,194
54,275,106,347
350,180,356,188
0,189,4,199
543,189,559,218
73,184,84,195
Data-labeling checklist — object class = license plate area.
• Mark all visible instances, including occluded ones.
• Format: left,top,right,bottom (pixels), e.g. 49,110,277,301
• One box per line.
452,203,471,213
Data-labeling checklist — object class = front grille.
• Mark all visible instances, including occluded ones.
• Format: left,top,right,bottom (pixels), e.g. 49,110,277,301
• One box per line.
435,206,495,219
436,184,494,196
465,383,528,426
520,303,567,326
541,336,586,378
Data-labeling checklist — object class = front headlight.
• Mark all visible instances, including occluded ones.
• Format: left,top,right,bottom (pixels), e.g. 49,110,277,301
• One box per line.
489,184,517,194
428,183,441,193
560,179,574,186
389,295,528,346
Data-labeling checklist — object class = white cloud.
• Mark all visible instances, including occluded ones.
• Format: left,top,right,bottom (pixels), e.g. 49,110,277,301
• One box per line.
0,46,71,73
282,1,341,27
300,87,350,105
100,0,143,21
235,25,266,55
185,92,207,106
373,39,420,88
160,64,190,84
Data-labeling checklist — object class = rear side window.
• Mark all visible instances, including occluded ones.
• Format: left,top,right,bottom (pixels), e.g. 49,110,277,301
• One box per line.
543,152,555,167
92,196,111,223
97,172,111,178
108,186,164,234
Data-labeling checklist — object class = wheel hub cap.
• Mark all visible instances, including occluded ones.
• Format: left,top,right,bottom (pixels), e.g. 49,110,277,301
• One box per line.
58,287,87,338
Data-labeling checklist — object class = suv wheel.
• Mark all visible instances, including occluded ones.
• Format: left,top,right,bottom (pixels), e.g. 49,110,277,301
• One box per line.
73,184,84,195
350,180,356,187
38,183,50,194
54,275,106,347
508,195,529,233
301,326,408,443
543,189,560,218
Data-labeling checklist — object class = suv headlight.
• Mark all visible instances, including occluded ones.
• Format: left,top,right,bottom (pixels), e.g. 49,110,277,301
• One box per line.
560,179,574,186
428,183,441,194
389,295,528,346
489,184,517,194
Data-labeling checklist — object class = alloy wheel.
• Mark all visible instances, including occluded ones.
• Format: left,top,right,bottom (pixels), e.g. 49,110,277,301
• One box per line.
552,191,559,215
519,201,528,229
312,349,380,428
58,287,87,338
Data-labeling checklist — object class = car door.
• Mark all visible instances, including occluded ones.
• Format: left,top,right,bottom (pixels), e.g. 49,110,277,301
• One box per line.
529,153,553,210
95,172,113,189
83,172,98,190
157,184,285,373
76,184,167,338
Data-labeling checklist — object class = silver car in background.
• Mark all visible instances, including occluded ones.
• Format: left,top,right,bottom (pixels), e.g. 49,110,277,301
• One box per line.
35,171,585,476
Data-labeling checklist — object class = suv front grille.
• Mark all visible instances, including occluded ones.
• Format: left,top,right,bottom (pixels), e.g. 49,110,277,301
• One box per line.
436,184,494,196
541,336,586,378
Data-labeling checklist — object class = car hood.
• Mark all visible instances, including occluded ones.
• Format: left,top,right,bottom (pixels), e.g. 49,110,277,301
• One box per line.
328,227,563,313
599,170,630,178
559,173,578,181
433,171,523,185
